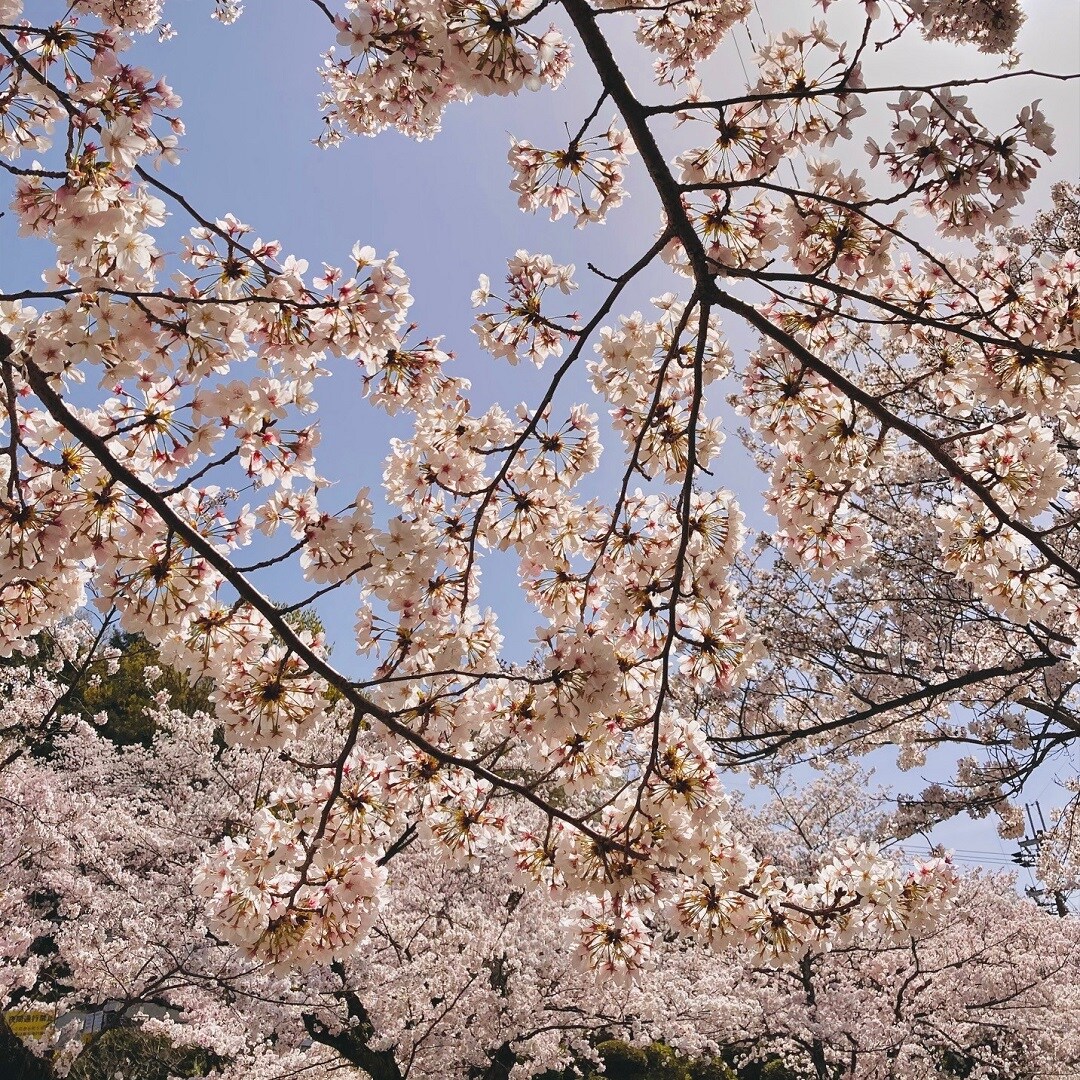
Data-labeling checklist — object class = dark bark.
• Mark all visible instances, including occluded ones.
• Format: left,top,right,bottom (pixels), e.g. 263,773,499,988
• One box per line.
302,988,403,1080
798,955,835,1080
472,1041,517,1080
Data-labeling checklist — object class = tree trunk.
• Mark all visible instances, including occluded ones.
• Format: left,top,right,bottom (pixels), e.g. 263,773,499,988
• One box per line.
302,992,403,1080
472,1041,516,1080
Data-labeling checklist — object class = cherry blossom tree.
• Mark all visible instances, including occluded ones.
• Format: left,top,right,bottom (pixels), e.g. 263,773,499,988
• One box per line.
3,674,1076,1080
692,182,1080,853
0,0,1076,1009
694,771,1080,1079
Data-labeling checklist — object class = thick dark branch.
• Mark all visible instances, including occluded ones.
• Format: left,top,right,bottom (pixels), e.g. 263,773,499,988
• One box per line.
718,651,1062,760
9,342,649,858
645,69,1080,115
302,996,403,1080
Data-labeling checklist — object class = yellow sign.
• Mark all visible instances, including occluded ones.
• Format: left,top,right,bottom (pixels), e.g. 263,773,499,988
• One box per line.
4,1008,55,1040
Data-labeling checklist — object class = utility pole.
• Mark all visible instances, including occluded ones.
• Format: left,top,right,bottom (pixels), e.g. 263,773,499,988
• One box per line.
1011,802,1072,917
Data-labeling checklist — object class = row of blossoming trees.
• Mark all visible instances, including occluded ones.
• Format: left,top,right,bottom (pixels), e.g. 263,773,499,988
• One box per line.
3,631,1079,1078
0,0,1078,1074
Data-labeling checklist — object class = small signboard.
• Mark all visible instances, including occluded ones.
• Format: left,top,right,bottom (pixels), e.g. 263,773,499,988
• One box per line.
4,1008,55,1040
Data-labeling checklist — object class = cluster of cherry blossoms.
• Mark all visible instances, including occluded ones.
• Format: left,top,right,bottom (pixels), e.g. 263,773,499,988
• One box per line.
0,648,974,1080
622,0,750,87
906,0,1025,57
508,121,635,226
471,249,579,364
867,87,1054,236
318,0,572,143
195,747,394,966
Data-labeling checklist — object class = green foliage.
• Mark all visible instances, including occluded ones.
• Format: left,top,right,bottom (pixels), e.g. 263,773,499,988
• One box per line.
596,1040,649,1079
68,1027,214,1080
531,1068,579,1080
545,1040,794,1080
935,1044,1031,1080
275,606,330,646
689,1058,739,1080
72,632,214,746
80,608,341,745
758,1061,799,1080
938,1051,974,1079
3,625,213,753
10,610,339,752
644,1042,691,1080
